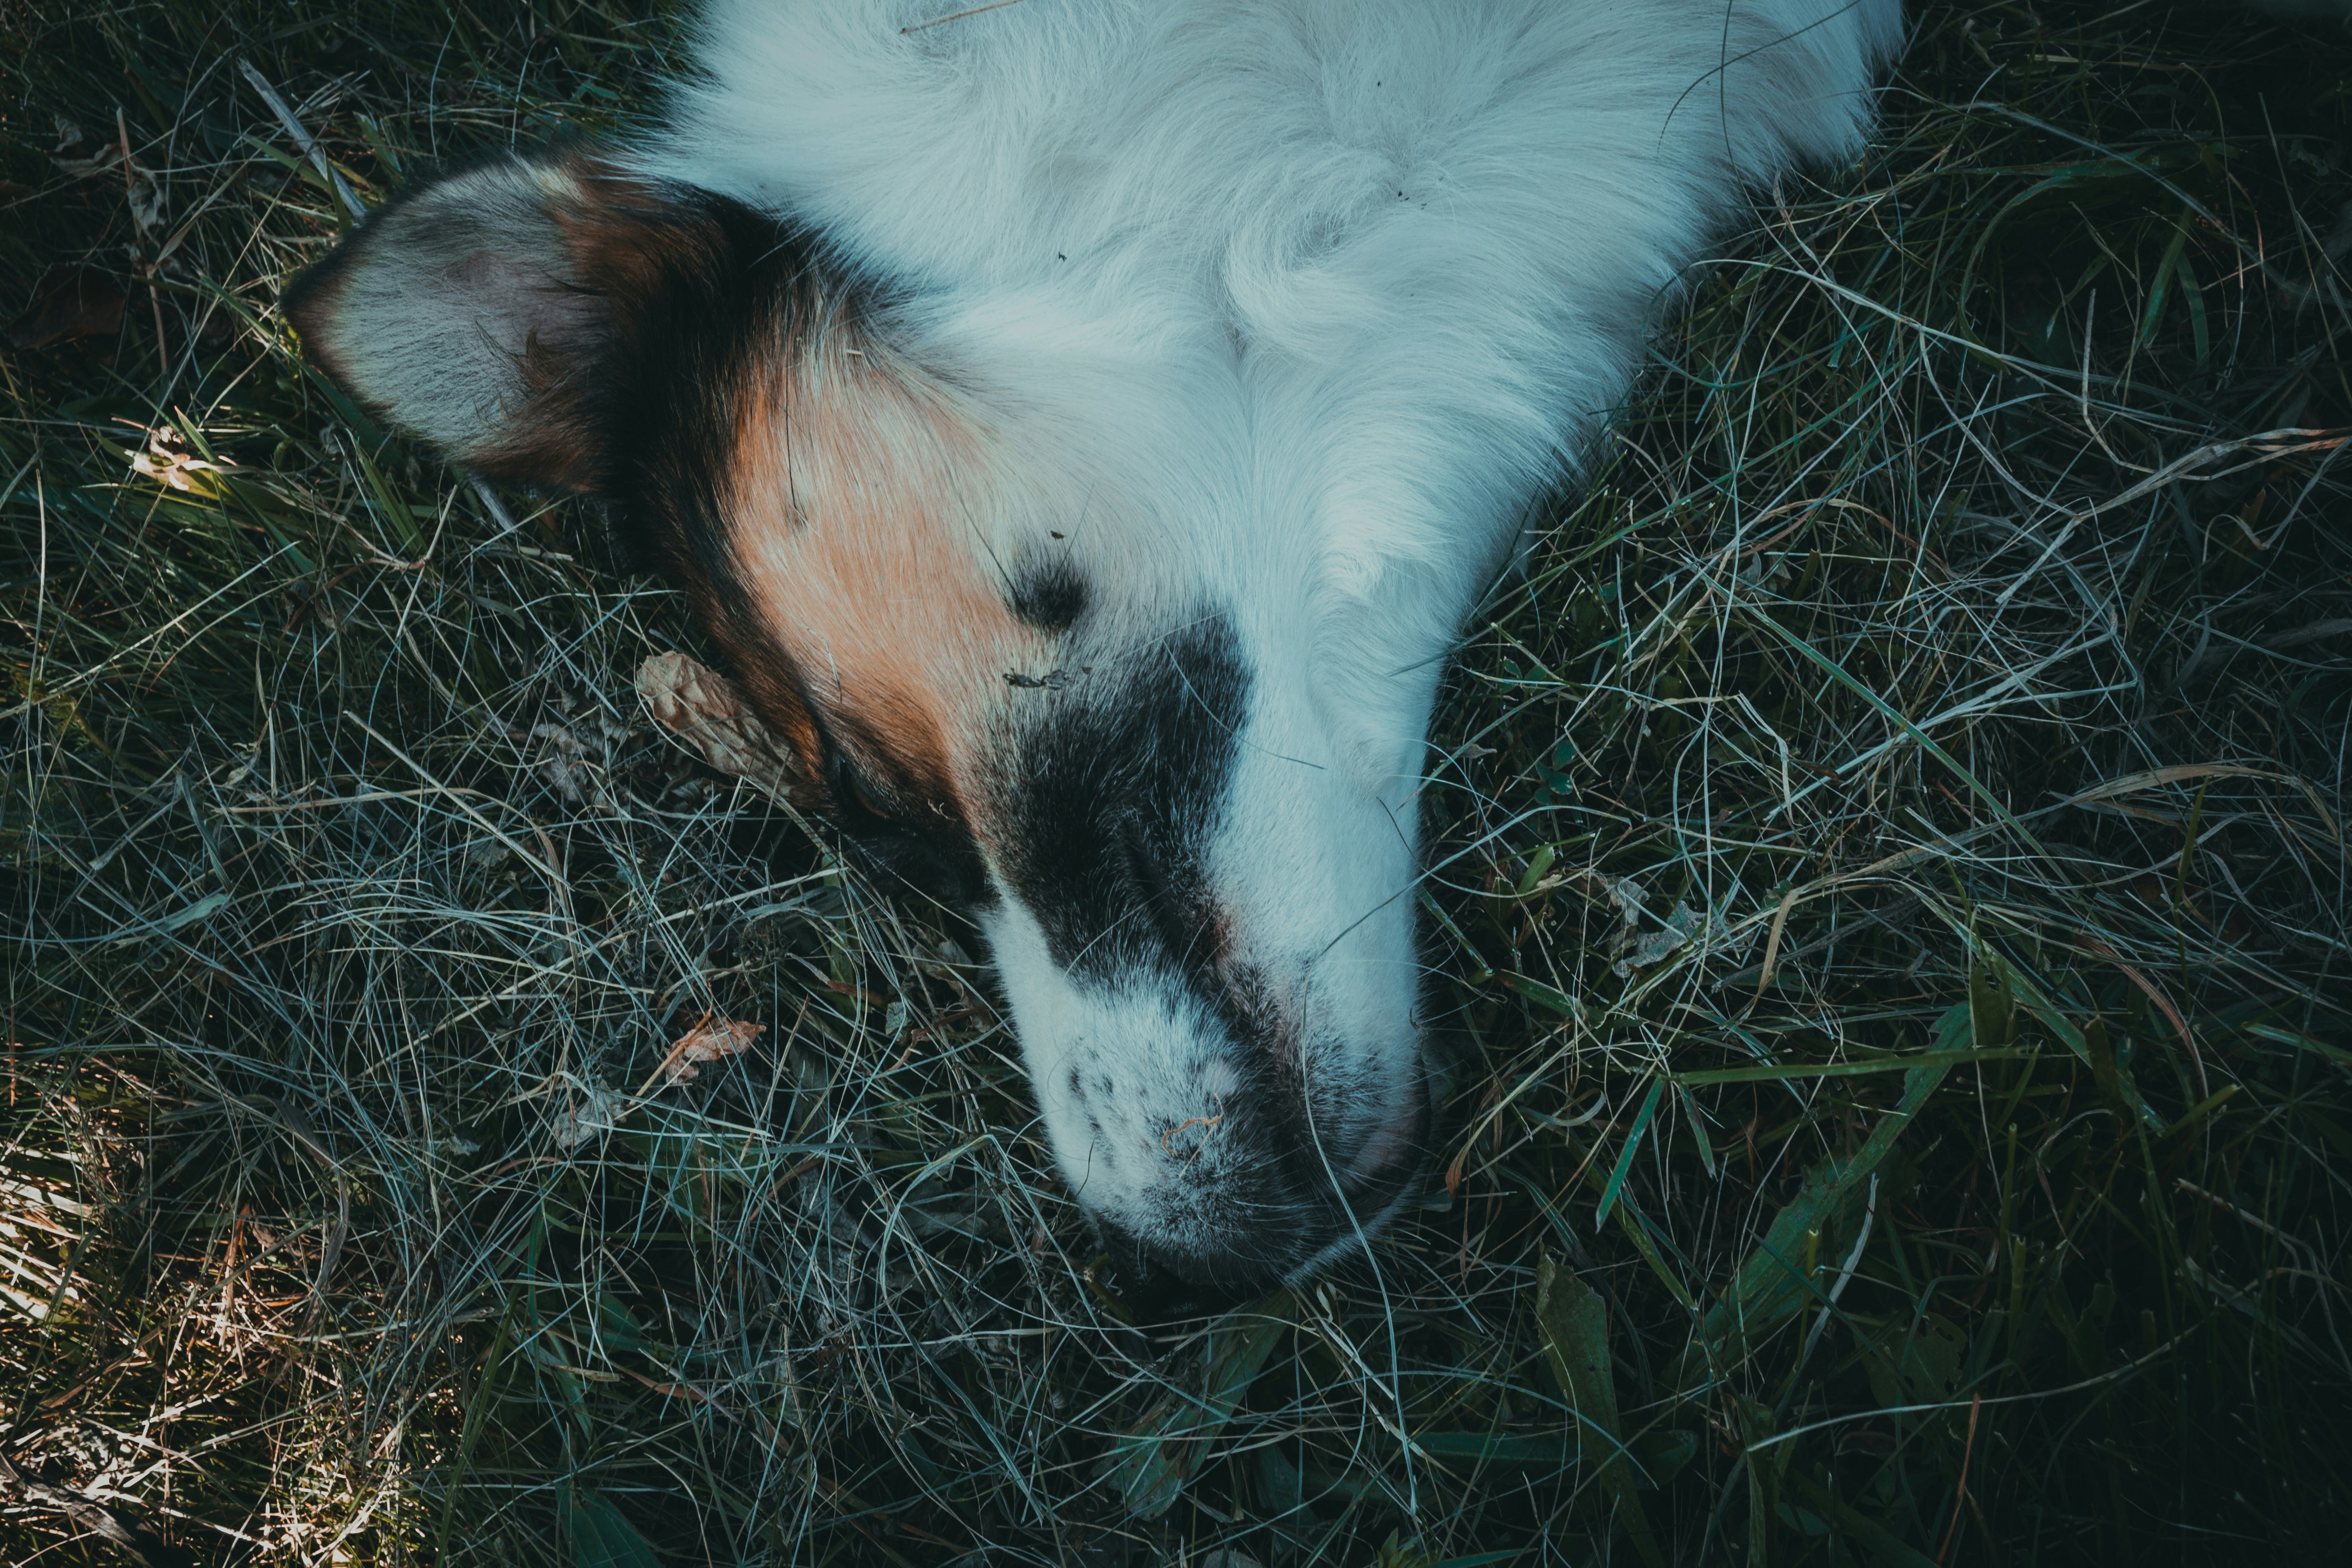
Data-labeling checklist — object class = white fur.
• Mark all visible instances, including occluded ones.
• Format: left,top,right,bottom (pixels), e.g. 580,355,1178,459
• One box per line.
638,0,1902,1285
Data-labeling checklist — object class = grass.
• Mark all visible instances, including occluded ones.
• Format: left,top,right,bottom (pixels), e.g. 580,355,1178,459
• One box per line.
3,1,2349,1564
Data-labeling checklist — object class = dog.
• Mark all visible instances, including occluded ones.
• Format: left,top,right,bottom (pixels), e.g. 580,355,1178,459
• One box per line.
286,0,1901,1318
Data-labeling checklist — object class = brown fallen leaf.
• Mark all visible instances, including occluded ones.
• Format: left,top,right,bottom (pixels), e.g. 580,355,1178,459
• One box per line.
126,423,234,494
635,650,810,801
655,1014,765,1086
8,265,126,350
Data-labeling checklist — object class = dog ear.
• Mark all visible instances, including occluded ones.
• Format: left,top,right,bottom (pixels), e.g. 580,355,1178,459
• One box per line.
283,147,727,495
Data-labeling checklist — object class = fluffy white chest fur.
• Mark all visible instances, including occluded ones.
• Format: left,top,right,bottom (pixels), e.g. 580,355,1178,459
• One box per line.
289,0,1901,1317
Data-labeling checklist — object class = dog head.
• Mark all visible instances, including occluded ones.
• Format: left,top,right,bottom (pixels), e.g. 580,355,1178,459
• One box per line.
287,149,1434,1316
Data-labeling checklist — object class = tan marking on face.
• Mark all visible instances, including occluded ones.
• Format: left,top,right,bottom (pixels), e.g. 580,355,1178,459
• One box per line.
722,309,1051,821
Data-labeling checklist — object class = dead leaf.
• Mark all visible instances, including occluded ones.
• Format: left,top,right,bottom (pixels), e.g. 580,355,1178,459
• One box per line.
655,1015,764,1086
126,424,233,493
8,266,126,350
1610,898,1731,978
126,167,166,233
52,146,122,181
635,651,809,800
550,1083,621,1150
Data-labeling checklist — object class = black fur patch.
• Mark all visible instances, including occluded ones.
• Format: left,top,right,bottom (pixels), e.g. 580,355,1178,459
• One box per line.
819,728,991,907
1008,556,1090,633
593,192,862,649
994,613,1250,983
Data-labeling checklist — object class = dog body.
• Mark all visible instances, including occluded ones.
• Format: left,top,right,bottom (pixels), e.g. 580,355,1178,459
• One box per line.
288,0,1900,1314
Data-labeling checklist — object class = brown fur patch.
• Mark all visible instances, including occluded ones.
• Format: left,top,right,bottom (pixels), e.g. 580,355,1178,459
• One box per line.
722,315,1049,829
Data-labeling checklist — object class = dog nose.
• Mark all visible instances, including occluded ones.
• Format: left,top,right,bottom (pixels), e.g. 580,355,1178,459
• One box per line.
1086,1083,1431,1323
1077,1072,1439,1316
1091,1222,1278,1323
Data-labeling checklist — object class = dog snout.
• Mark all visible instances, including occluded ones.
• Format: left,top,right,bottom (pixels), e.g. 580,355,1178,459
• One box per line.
1085,1070,1431,1322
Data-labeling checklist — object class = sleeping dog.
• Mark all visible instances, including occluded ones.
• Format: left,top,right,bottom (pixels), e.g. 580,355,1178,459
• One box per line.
287,0,1901,1318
